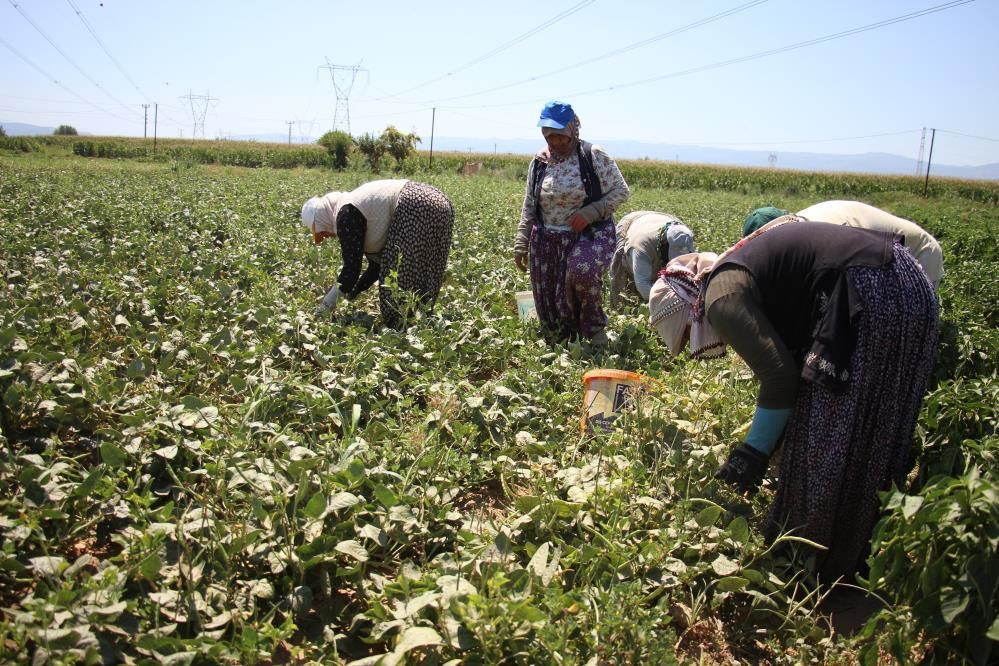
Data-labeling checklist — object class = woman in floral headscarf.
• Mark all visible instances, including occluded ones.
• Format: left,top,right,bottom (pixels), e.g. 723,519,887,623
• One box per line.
301,179,454,328
649,219,939,582
513,101,630,344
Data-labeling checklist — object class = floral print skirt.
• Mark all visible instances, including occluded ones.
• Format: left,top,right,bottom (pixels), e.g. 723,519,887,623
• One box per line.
529,220,615,340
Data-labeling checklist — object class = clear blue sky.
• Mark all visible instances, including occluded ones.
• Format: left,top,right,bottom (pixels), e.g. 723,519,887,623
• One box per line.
2,0,997,166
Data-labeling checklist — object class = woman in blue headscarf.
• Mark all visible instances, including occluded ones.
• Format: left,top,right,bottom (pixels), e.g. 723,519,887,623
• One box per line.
513,101,630,344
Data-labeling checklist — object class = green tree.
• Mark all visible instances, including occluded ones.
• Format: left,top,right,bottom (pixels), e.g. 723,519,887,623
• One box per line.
317,130,353,169
53,125,78,136
0,125,6,137
354,132,386,171
381,125,421,169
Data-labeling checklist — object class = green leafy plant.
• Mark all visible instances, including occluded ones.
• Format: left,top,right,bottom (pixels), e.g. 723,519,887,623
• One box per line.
354,132,386,171
317,130,353,169
381,125,421,171
863,465,999,665
0,143,996,663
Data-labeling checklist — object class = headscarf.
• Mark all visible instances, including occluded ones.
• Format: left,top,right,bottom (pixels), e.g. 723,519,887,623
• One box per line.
301,191,343,245
538,117,581,165
648,252,724,358
658,222,696,262
742,206,789,237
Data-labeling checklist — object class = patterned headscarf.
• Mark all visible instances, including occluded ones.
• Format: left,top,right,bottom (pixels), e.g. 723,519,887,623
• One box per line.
648,252,723,358
538,115,581,165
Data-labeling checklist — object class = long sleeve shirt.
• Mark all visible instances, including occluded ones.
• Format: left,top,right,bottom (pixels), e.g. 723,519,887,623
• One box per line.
514,143,630,255
704,222,896,408
336,204,381,298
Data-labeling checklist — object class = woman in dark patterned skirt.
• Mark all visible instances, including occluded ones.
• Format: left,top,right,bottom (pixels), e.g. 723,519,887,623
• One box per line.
301,179,454,328
513,101,630,344
648,219,939,581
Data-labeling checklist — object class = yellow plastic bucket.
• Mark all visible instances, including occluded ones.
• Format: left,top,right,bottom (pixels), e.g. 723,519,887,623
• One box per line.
515,290,538,321
580,369,646,433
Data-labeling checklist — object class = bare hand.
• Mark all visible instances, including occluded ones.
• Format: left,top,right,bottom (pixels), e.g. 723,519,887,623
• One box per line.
569,213,589,233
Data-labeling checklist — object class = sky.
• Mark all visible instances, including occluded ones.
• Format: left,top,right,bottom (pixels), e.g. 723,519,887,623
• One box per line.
2,0,998,167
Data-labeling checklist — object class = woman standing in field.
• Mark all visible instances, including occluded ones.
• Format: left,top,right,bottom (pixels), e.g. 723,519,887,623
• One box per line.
608,210,696,304
648,220,939,581
513,101,630,344
302,179,454,328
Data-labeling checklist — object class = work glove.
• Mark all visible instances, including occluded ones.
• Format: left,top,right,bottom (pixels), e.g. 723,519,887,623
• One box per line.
569,212,589,233
715,443,769,494
316,285,340,315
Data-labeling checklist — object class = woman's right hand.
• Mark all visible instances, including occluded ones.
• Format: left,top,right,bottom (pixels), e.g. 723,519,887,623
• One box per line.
514,251,528,273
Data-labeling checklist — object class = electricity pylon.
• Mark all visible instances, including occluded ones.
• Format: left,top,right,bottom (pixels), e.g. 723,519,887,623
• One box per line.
319,59,366,135
179,91,218,139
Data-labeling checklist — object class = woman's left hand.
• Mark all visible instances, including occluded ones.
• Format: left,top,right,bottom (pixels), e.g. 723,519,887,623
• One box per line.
314,230,335,245
569,213,589,233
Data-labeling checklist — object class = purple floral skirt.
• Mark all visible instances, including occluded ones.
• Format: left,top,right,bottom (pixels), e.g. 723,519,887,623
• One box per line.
529,221,615,340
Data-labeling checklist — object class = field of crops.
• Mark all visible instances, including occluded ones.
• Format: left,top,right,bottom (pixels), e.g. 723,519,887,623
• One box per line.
1,140,997,664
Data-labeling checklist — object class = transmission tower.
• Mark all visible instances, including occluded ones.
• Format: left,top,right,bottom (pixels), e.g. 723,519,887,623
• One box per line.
915,127,927,176
319,59,366,134
179,90,219,139
768,152,778,168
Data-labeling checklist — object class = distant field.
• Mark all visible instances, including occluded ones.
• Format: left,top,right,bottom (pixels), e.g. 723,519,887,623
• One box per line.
1,141,996,664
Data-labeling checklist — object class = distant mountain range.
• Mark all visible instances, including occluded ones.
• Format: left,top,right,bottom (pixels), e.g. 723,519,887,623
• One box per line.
2,121,93,137
424,136,999,181
6,121,997,181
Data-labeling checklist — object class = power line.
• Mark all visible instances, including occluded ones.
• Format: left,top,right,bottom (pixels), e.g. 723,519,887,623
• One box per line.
937,129,999,142
396,0,769,106
0,34,136,124
6,0,140,119
372,0,596,101
64,0,149,101
557,0,976,102
413,0,973,111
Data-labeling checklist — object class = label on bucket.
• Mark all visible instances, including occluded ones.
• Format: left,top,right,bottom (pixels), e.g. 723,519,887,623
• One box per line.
582,371,643,432
516,291,538,321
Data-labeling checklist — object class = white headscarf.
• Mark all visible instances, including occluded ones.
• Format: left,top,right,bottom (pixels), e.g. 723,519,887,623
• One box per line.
648,252,724,358
301,192,343,245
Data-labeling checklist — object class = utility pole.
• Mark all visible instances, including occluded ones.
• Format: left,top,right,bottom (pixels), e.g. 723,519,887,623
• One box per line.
319,59,366,134
429,107,436,169
923,128,936,196
286,120,294,145
178,90,219,139
142,103,150,138
153,103,158,155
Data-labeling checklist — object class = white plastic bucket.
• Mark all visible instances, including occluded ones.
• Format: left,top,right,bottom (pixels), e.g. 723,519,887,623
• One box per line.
515,290,538,321
581,369,646,433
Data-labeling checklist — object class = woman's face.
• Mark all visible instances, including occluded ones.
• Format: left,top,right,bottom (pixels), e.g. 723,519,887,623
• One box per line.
544,132,572,154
